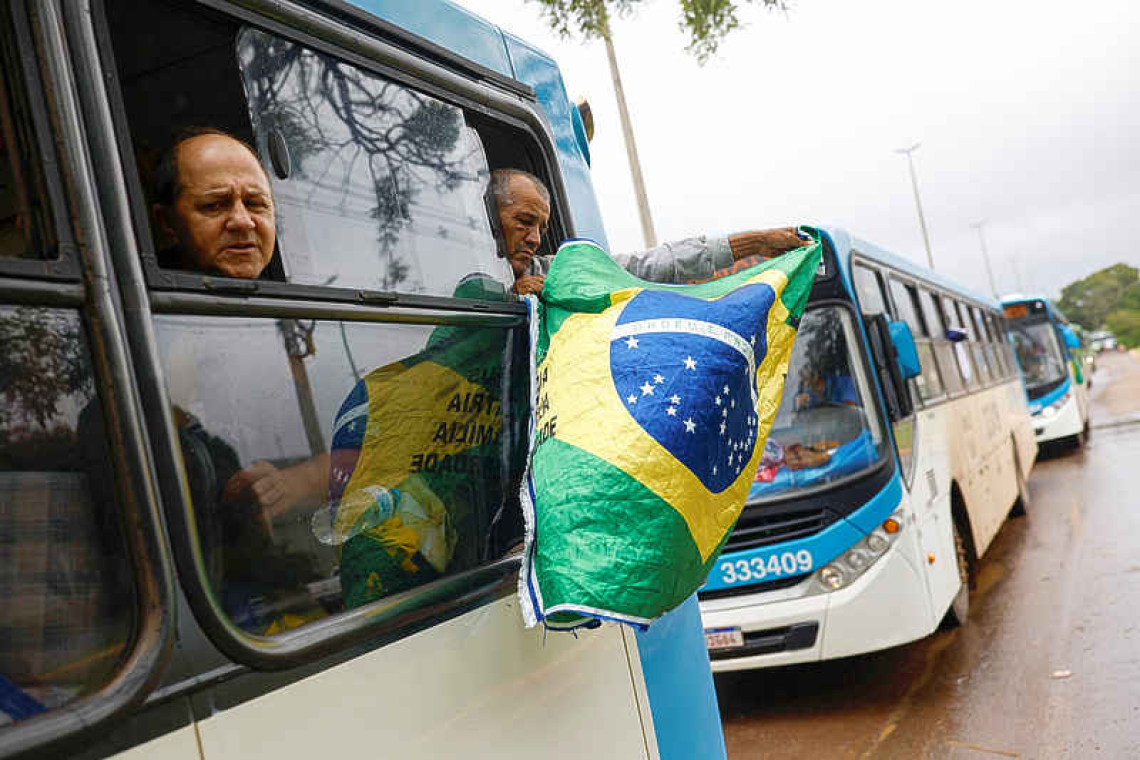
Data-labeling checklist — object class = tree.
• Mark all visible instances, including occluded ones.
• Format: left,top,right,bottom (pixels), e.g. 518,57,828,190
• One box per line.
1105,280,1140,348
527,0,789,63
1057,262,1138,331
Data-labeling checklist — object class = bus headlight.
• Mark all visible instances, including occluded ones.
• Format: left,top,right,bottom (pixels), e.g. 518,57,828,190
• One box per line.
812,512,905,594
1036,391,1070,419
820,566,845,590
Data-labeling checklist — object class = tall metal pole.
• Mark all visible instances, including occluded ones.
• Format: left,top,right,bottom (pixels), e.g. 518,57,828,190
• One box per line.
895,143,934,271
604,28,657,248
1010,256,1026,293
971,219,1000,299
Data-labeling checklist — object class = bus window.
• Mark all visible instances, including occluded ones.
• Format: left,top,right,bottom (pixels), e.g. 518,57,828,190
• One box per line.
0,29,54,260
971,306,998,382
989,313,1010,377
753,306,886,499
939,296,975,389
967,305,991,384
852,262,888,315
890,277,943,401
921,289,963,395
235,29,512,297
0,306,135,726
153,314,525,631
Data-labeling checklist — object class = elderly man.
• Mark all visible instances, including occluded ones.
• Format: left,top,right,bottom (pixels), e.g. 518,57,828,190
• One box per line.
490,168,806,295
153,128,276,279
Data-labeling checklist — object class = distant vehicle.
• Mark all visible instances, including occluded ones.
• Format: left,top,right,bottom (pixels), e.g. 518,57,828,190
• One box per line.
1002,297,1092,448
1089,330,1118,352
700,229,1037,671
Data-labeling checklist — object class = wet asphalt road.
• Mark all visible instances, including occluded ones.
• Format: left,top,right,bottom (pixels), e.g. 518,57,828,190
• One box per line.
716,350,1140,759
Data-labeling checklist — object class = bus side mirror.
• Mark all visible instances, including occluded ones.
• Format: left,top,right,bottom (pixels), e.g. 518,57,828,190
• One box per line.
1061,325,1081,350
888,320,921,380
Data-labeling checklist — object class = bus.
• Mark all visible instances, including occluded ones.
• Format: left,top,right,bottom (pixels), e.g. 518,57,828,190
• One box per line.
699,228,1037,670
0,1,724,758
1002,296,1092,448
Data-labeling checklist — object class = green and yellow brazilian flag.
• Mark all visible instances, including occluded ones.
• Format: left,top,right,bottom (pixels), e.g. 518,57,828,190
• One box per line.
519,236,821,629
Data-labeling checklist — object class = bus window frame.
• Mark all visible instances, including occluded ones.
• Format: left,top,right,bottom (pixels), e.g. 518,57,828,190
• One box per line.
0,2,176,757
0,1,80,281
886,273,947,406
77,0,566,670
91,0,572,312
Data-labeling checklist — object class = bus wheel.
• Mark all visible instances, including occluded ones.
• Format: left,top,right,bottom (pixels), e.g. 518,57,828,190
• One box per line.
944,521,970,628
1010,442,1030,517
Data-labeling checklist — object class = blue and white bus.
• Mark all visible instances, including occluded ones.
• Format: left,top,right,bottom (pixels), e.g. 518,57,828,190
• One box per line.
700,228,1037,669
0,1,723,757
1002,296,1091,449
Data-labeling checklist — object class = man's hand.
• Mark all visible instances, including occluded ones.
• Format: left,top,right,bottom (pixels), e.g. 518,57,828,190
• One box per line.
511,274,545,296
222,453,330,531
727,227,807,262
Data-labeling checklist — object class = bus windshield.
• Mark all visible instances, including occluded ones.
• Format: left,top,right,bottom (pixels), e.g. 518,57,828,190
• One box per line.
749,306,886,501
1008,319,1067,397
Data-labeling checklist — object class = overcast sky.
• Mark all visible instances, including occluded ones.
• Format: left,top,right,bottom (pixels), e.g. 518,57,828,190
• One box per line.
474,0,1139,299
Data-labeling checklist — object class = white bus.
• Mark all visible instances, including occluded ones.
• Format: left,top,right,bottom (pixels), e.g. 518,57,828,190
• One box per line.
0,1,723,757
700,228,1037,669
1002,296,1092,448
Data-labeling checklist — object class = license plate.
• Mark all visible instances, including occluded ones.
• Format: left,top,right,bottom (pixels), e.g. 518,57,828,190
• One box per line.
704,626,744,650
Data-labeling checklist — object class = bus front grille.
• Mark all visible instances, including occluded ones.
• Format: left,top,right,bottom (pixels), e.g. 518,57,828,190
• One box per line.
723,504,838,553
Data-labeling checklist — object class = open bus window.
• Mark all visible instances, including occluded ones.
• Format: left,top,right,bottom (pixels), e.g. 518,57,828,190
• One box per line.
0,40,54,260
0,307,134,726
749,307,886,500
235,29,512,297
152,314,526,633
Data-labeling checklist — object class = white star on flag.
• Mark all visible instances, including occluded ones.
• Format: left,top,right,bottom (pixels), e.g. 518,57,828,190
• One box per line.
654,374,665,384
627,394,637,404
670,394,681,404
684,418,696,433
666,406,677,416
625,336,639,349
714,396,721,406
684,356,697,370
640,382,655,396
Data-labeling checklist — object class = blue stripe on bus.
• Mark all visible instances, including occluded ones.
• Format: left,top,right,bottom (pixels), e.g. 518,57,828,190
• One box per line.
1028,375,1071,414
703,474,904,593
635,595,728,760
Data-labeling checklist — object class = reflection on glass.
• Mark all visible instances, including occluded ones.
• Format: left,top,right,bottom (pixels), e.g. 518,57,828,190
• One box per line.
236,28,511,297
749,308,885,500
1009,320,1067,397
0,307,133,725
154,313,525,633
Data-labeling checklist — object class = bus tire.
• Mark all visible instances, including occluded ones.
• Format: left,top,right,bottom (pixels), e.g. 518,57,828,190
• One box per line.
1010,439,1030,517
943,520,971,628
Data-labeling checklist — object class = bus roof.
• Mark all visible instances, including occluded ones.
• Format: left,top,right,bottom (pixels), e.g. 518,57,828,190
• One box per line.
340,0,547,81
821,226,1002,310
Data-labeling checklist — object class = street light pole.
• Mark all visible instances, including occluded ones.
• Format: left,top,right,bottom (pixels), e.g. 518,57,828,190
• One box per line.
895,143,935,271
971,219,1000,299
604,27,657,248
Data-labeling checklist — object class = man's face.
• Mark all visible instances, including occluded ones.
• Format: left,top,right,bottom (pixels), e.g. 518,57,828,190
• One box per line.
498,175,550,279
159,134,276,279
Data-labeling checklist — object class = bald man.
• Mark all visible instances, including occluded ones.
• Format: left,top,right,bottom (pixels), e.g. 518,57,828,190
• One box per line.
490,168,806,295
153,128,276,279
